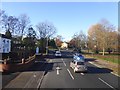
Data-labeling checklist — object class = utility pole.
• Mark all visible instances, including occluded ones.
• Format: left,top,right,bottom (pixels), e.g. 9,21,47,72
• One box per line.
46,37,48,55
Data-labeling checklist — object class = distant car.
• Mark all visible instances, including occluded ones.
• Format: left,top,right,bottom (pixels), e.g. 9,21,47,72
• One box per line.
55,51,62,57
70,60,87,73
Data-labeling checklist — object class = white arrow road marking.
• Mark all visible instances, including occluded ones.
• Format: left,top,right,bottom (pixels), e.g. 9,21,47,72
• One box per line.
57,69,59,75
80,73,84,75
56,67,60,75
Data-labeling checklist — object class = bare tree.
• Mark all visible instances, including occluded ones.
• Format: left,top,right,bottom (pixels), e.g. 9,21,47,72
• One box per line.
36,21,56,39
71,31,87,50
0,10,19,36
36,21,56,53
18,14,30,39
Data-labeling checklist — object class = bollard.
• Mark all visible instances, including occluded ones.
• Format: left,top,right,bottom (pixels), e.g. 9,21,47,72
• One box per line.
4,59,7,64
22,58,25,64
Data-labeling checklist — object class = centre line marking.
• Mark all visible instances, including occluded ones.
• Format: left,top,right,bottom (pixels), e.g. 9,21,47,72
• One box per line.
63,61,66,66
98,78,115,89
67,69,74,80
61,58,66,66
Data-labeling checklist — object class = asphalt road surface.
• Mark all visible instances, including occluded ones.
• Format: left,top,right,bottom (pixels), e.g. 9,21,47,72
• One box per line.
2,50,119,90
40,50,119,89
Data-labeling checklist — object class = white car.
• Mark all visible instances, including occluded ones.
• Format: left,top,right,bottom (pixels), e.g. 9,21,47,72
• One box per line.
55,51,62,57
70,60,87,73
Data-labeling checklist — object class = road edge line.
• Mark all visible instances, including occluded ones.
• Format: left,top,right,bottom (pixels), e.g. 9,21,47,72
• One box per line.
89,61,120,77
111,72,120,77
98,78,116,90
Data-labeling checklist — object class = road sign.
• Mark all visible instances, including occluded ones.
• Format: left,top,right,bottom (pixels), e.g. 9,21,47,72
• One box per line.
36,47,39,54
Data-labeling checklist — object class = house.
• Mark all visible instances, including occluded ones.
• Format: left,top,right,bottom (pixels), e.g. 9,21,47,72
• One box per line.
0,34,11,53
61,42,68,49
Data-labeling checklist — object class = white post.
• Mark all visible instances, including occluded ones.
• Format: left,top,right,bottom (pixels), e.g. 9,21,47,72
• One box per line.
46,37,48,55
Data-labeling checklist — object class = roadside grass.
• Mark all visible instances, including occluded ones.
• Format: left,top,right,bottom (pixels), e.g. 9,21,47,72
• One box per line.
84,54,120,64
93,54,119,64
82,50,119,64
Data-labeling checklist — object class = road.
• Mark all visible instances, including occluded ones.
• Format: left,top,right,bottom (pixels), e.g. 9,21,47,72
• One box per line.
3,56,46,89
3,50,119,89
40,50,119,89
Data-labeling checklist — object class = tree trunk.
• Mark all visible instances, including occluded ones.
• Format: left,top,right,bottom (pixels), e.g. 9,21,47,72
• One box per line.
102,47,105,56
88,48,89,53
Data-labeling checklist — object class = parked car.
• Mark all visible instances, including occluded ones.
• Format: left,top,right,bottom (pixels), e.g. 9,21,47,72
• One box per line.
70,60,87,73
55,51,62,57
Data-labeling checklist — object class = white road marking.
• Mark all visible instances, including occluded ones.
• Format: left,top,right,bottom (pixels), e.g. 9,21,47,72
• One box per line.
80,73,84,75
98,78,115,89
67,69,74,80
61,58,66,66
88,61,102,68
89,61,120,77
37,72,45,88
57,69,59,75
34,74,36,77
111,72,120,77
63,61,66,66
56,67,60,75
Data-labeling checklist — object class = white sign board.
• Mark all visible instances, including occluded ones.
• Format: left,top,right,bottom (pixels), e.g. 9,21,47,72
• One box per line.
36,47,39,54
0,37,11,53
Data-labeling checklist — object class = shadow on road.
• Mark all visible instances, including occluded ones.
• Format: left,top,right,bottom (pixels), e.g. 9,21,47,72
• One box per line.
87,66,113,74
84,58,96,62
44,62,54,76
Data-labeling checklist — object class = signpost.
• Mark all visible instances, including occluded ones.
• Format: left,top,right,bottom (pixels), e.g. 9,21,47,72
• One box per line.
36,47,39,55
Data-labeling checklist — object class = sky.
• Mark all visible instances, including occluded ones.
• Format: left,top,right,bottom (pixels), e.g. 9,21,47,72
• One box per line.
0,1,118,41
